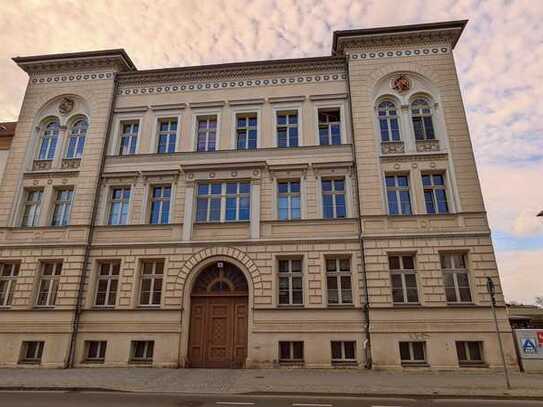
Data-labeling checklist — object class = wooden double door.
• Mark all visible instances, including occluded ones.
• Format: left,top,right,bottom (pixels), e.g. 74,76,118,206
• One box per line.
188,295,248,368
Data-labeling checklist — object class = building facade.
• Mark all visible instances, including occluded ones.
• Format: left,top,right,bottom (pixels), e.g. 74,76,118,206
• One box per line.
0,21,518,370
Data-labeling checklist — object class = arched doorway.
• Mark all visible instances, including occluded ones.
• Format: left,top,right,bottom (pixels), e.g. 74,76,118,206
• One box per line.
188,261,248,368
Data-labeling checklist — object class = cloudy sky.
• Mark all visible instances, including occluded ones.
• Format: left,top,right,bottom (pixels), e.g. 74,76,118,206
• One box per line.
0,0,541,303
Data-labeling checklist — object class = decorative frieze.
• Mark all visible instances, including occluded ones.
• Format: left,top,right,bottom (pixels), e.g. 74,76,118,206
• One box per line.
416,139,440,152
30,71,114,85
32,160,52,171
381,141,405,155
348,46,449,61
61,158,81,170
118,73,347,97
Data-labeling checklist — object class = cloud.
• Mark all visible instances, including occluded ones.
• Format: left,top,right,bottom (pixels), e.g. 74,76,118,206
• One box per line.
0,0,541,303
496,249,543,305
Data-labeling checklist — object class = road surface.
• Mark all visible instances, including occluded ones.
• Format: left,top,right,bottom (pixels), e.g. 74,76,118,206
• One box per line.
0,392,542,407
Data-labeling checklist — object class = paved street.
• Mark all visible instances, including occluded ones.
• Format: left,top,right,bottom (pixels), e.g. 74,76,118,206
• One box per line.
0,392,542,407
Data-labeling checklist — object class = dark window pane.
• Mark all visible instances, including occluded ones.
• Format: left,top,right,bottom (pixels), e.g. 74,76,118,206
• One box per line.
331,341,342,359
292,342,303,359
389,256,400,270
413,342,425,360
468,342,482,361
399,342,410,361
402,256,414,270
344,341,355,359
280,342,290,359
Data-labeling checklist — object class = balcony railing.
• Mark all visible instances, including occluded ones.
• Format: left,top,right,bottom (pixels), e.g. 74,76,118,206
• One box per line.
32,160,52,171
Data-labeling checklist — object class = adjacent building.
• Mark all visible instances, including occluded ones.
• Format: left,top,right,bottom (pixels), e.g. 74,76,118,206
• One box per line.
0,20,518,370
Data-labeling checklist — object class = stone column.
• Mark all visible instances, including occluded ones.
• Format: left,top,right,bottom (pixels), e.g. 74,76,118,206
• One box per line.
182,180,195,241
250,179,261,239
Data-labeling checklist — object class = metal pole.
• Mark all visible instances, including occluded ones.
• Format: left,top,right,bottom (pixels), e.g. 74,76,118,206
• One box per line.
487,277,511,389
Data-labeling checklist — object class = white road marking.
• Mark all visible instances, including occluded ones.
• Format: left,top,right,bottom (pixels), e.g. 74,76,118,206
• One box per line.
292,404,333,407
216,403,256,406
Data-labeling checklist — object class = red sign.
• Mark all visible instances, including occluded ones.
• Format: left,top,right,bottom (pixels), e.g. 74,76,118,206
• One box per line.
538,332,543,346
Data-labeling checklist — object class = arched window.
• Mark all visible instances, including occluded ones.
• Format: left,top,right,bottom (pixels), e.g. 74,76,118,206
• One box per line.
377,101,400,142
65,118,88,159
38,120,60,160
411,98,435,140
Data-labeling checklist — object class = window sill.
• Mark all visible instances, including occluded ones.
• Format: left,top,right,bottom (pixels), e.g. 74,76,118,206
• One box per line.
18,360,41,365
33,306,56,310
129,360,153,365
458,362,488,368
447,302,476,307
331,360,358,367
393,302,421,307
194,221,250,226
277,305,305,309
137,305,162,309
279,360,304,366
83,359,105,364
401,361,429,367
327,304,355,308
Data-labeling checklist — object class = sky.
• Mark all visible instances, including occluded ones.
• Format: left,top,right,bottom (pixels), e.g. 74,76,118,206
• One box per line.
0,0,541,304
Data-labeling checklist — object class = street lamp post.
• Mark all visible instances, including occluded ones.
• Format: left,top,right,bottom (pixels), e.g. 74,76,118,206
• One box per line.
486,276,512,389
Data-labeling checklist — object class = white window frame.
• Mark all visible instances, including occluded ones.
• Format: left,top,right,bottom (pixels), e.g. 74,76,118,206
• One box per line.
110,115,143,155
276,179,302,221
277,258,304,306
0,263,19,307
325,257,353,305
376,100,401,142
20,189,43,227
410,97,436,141
385,174,412,216
389,255,419,304
441,253,472,304
313,100,347,145
230,106,261,149
331,340,357,363
50,188,74,227
278,341,304,363
64,117,88,159
94,262,120,307
456,341,484,365
37,119,60,161
107,186,131,225
191,110,221,152
130,340,154,363
399,341,427,365
195,182,250,223
19,341,44,364
138,260,164,307
321,177,347,219
148,184,172,225
153,114,181,154
85,340,107,363
35,262,62,307
272,104,303,148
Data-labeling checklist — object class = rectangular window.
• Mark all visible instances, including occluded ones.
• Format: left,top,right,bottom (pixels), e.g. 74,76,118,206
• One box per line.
456,341,484,366
94,262,120,307
322,178,346,219
21,189,43,227
399,341,427,365
331,341,356,364
195,182,250,223
19,341,44,364
441,254,472,303
422,174,449,214
389,255,419,304
278,259,303,306
35,262,62,307
279,341,304,364
108,187,131,225
85,341,107,363
277,111,298,148
196,116,217,152
130,340,154,363
385,175,412,215
326,258,352,305
139,261,163,306
149,185,171,224
157,118,177,153
51,189,73,226
119,121,138,155
236,114,257,150
277,180,301,220
0,263,19,307
318,108,341,145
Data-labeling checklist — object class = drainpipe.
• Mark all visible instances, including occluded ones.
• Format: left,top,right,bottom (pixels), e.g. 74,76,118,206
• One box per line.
344,54,372,369
66,75,119,368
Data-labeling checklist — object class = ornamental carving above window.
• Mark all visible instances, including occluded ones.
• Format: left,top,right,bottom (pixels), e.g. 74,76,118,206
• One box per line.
192,262,248,295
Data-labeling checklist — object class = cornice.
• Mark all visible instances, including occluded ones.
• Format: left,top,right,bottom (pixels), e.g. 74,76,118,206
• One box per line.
117,56,346,85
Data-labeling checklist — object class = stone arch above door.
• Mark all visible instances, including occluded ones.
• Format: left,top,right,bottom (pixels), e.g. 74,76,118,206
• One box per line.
177,247,262,291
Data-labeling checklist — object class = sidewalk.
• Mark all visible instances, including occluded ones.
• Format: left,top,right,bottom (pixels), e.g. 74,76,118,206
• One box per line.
1,368,542,399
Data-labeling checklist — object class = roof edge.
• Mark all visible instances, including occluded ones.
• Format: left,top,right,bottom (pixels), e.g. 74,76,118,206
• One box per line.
332,20,468,54
12,49,137,73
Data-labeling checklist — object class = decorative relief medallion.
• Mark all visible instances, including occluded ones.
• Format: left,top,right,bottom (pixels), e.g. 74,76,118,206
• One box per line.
391,75,411,93
231,170,238,177
411,163,418,169
209,172,216,178
393,163,401,170
252,169,260,177
58,97,75,114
